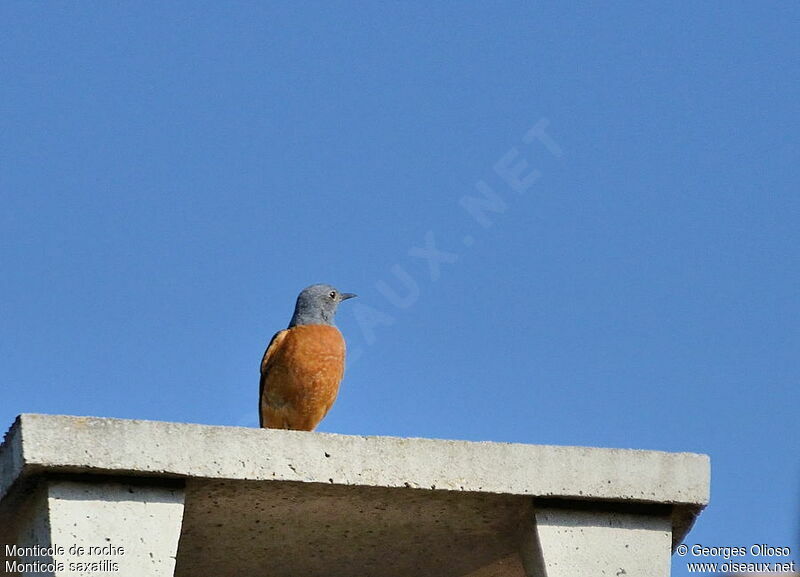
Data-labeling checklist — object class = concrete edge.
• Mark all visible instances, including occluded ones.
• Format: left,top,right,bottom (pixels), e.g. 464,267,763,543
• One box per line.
0,416,25,503
2,413,711,517
672,503,706,551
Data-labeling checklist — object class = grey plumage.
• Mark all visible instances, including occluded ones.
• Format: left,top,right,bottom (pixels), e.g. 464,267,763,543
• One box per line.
288,284,357,327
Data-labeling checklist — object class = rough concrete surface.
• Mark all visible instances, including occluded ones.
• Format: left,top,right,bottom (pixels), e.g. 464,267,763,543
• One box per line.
523,504,672,577
0,414,711,577
176,479,528,577
1,414,709,505
20,480,184,577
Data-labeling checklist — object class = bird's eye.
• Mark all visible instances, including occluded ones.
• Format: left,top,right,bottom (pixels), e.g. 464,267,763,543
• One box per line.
329,290,336,299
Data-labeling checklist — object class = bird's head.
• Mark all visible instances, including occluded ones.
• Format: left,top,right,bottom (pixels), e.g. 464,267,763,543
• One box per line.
288,284,357,327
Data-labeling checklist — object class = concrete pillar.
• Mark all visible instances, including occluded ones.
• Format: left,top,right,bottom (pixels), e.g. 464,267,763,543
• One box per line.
8,479,185,577
521,502,672,577
0,415,711,576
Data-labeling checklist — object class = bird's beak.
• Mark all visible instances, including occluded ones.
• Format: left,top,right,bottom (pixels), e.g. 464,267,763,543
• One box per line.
340,292,357,301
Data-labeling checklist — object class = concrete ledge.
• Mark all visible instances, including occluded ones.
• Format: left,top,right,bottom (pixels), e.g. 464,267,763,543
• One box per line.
1,414,709,505
1,414,711,577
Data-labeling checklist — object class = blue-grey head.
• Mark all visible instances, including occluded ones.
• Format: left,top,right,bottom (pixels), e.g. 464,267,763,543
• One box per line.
288,284,357,327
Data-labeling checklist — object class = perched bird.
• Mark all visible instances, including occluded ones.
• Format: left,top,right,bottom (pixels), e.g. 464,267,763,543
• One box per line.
259,284,356,431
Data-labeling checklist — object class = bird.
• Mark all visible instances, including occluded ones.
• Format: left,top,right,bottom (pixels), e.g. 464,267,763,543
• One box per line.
259,284,356,431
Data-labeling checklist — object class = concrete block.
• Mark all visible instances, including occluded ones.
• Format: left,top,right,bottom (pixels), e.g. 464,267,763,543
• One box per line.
0,414,711,576
0,414,710,508
521,503,672,577
4,479,184,577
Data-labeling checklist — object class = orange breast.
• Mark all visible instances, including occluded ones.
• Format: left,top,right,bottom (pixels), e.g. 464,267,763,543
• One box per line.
260,324,346,431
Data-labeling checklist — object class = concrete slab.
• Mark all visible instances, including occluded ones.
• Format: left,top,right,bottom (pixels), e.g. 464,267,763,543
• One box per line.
175,478,527,577
0,414,711,577
1,414,709,505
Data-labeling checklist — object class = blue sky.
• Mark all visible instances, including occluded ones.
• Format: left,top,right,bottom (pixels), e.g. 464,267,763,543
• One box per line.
1,3,798,574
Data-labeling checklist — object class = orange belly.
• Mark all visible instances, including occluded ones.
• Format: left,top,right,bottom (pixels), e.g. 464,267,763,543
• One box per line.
260,324,346,431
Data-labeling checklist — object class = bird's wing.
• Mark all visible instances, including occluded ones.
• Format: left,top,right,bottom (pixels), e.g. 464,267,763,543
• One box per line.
259,329,288,427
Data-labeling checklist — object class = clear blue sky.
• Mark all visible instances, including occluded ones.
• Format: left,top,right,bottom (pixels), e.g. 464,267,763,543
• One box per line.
2,3,798,574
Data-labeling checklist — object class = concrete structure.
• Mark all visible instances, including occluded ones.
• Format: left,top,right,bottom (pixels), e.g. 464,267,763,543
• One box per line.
0,414,710,576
